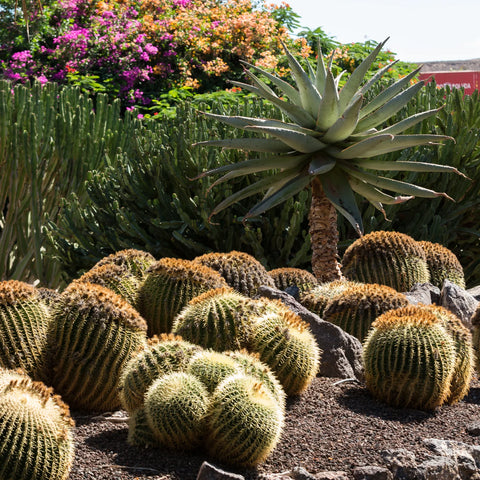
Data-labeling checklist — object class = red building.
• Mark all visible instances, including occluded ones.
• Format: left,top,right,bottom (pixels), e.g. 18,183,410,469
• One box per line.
418,71,480,95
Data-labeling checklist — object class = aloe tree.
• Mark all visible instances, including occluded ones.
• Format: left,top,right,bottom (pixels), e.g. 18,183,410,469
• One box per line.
193,39,464,282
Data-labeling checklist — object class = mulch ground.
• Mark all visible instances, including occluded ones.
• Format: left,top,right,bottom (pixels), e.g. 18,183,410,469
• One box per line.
68,374,480,480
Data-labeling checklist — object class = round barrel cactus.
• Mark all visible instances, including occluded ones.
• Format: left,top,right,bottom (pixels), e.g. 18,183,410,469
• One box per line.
144,371,210,451
193,250,275,297
76,263,141,307
342,231,430,292
0,280,51,382
119,333,203,413
93,248,156,280
417,240,465,289
323,283,409,341
0,368,75,480
205,373,284,467
48,281,148,412
363,307,457,410
250,306,321,396
172,287,262,352
137,257,227,336
268,267,318,295
127,407,158,448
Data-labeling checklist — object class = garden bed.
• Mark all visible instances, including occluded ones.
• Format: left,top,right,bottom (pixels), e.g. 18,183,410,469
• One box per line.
69,375,480,479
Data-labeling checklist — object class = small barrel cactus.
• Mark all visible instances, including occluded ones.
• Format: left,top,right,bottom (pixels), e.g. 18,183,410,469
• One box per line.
76,263,141,307
250,305,321,396
342,231,430,292
193,250,275,297
186,350,241,393
0,368,75,480
93,248,156,280
119,333,202,413
417,240,465,289
224,349,286,407
48,281,148,412
300,280,361,319
363,307,457,410
205,373,284,467
144,371,210,451
268,267,318,295
137,257,227,335
0,280,51,382
172,287,262,352
323,283,410,342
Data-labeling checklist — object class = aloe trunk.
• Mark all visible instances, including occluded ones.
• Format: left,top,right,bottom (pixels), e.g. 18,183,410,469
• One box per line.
309,178,342,282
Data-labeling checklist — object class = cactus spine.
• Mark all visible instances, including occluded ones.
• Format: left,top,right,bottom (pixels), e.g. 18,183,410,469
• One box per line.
417,240,466,289
342,231,430,292
268,267,318,295
0,368,75,480
193,250,275,297
48,281,147,412
119,334,203,413
144,372,209,450
363,308,456,410
137,257,227,335
250,305,320,396
0,280,51,382
206,374,284,467
323,283,409,341
172,287,262,351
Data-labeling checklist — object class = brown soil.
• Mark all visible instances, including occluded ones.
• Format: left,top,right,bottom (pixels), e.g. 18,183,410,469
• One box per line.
68,375,480,480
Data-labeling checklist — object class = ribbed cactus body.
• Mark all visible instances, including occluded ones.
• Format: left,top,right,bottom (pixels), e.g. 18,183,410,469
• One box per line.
49,281,147,412
300,280,361,319
251,308,320,396
119,334,203,413
268,267,318,295
144,372,209,450
187,350,240,393
193,250,275,297
342,231,430,292
127,407,161,448
0,280,50,382
93,248,156,280
0,368,75,480
138,258,227,335
172,287,261,351
418,240,465,289
363,308,456,410
206,374,284,467
421,305,473,405
224,350,286,407
323,283,409,341
77,263,141,307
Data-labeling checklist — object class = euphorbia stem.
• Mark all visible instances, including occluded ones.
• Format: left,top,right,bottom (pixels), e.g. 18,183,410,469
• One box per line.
309,177,343,283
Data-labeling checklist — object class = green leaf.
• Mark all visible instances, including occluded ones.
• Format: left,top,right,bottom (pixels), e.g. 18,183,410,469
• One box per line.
316,70,340,131
321,95,363,143
193,138,293,153
320,168,364,235
315,40,327,93
347,175,413,205
327,134,393,159
308,152,336,175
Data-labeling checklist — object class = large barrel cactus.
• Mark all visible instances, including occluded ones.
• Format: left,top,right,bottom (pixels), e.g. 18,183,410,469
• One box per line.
342,231,430,292
193,250,275,297
323,283,410,341
144,371,210,451
119,333,202,413
137,257,227,335
172,287,262,352
93,248,156,280
250,303,321,395
48,281,148,411
268,267,318,295
0,280,51,382
363,307,457,410
0,368,75,480
417,240,465,289
206,373,284,467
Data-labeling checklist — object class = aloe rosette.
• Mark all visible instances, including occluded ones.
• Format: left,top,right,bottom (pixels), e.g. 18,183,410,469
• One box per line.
193,39,462,241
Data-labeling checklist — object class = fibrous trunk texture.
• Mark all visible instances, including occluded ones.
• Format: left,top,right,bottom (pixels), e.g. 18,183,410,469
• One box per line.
309,178,343,282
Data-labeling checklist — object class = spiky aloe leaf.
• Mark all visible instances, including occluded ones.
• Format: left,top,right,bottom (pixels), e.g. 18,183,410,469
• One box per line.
322,96,363,143
193,138,292,153
316,70,339,131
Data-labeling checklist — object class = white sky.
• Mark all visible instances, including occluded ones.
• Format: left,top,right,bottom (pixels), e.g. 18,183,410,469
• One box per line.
268,0,480,62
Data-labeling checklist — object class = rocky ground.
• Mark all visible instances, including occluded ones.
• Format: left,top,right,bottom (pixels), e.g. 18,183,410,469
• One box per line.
68,375,480,480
